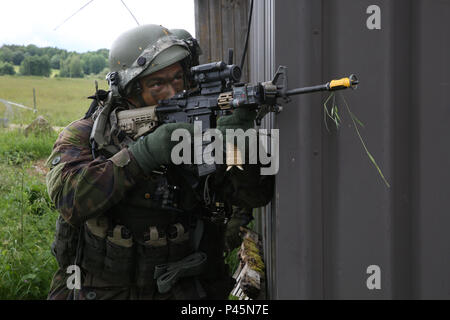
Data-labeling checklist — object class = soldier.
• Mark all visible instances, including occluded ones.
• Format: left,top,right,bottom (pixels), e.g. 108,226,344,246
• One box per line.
45,24,273,300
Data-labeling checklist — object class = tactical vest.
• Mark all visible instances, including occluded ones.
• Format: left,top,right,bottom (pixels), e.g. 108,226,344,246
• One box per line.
51,98,234,299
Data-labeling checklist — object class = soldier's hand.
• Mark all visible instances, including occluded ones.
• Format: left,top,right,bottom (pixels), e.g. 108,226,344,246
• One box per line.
128,123,194,174
217,107,256,131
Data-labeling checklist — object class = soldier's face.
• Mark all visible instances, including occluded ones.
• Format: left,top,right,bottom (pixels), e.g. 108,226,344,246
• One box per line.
134,62,185,107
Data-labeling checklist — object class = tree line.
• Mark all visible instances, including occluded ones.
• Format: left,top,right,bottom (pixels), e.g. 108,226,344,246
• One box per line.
0,44,109,78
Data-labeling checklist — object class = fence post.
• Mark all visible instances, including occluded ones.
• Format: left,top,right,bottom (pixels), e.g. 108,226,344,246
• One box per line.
33,88,37,113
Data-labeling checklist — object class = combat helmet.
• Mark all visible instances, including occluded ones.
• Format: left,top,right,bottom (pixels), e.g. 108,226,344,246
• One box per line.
107,24,192,97
170,28,202,67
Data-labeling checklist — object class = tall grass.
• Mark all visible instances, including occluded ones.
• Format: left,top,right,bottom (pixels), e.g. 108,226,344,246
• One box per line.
0,129,58,165
0,129,59,299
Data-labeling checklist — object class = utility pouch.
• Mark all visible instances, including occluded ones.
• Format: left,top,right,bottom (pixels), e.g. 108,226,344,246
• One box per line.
135,226,168,288
103,225,135,285
51,215,79,269
80,216,108,275
167,223,193,263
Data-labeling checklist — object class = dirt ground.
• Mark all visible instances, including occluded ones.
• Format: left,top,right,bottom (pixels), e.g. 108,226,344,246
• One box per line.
27,159,49,183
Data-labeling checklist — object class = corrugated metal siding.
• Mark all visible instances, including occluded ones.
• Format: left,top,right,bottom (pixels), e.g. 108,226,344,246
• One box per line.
248,0,276,298
194,0,250,80
250,0,450,299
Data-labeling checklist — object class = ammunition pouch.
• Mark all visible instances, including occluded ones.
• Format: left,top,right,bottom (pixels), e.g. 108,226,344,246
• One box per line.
51,215,79,269
103,225,135,286
135,226,169,288
80,218,135,286
79,217,202,291
167,223,193,262
80,216,108,276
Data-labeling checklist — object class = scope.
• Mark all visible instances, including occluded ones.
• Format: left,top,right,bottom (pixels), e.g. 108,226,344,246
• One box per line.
191,61,242,94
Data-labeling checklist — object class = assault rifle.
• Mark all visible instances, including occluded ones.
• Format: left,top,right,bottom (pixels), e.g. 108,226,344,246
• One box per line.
114,59,358,176
117,61,358,138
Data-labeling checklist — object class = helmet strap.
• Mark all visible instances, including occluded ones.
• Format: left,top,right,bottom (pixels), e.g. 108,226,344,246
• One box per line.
125,80,147,108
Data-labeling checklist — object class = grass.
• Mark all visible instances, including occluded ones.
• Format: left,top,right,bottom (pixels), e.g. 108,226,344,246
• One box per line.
0,129,59,299
0,74,108,127
0,129,58,165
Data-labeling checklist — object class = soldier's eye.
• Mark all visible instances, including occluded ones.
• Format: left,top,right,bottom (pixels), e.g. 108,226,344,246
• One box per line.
173,73,183,81
149,82,163,89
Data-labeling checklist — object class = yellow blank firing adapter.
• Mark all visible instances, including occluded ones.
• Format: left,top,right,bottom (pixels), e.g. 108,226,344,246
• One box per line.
329,74,359,90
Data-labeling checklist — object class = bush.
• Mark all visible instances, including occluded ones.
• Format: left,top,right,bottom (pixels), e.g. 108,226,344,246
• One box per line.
0,61,16,75
96,67,109,80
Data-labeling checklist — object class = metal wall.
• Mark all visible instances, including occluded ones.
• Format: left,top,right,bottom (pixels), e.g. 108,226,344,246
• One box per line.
250,0,450,299
194,0,250,80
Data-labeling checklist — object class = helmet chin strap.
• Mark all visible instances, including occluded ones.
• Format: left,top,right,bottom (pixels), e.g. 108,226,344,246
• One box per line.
136,94,147,108
126,80,148,108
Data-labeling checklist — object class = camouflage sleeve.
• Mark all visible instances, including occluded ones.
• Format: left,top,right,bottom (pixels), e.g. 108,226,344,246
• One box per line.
45,118,143,226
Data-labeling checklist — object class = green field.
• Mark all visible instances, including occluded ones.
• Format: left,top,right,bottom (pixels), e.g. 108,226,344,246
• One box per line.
0,74,108,127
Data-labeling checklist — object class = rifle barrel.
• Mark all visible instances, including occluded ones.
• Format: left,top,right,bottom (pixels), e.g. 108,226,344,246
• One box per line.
285,84,329,96
284,74,358,97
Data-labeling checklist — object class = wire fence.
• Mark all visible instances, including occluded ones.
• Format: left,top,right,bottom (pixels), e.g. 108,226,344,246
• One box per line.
0,97,36,128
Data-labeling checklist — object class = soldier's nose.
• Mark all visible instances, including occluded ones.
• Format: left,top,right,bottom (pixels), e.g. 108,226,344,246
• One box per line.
165,84,176,99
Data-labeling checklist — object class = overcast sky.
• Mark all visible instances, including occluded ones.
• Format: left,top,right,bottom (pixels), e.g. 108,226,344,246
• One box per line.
0,0,196,53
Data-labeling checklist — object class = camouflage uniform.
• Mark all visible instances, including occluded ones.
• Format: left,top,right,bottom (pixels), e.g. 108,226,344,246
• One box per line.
46,115,274,300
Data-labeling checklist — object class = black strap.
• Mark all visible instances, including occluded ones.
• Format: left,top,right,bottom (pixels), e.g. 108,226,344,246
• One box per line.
84,90,109,119
84,99,98,120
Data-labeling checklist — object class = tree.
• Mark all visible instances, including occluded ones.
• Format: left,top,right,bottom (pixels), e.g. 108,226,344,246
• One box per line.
50,54,61,69
12,51,25,65
60,55,84,78
20,55,51,77
96,48,109,60
82,53,106,75
0,47,13,63
90,54,106,74
69,56,83,77
0,62,15,75
26,44,40,56
81,53,92,74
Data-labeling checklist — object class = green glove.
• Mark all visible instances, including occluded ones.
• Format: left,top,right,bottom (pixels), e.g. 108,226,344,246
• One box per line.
216,107,257,170
217,107,256,131
128,123,194,174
